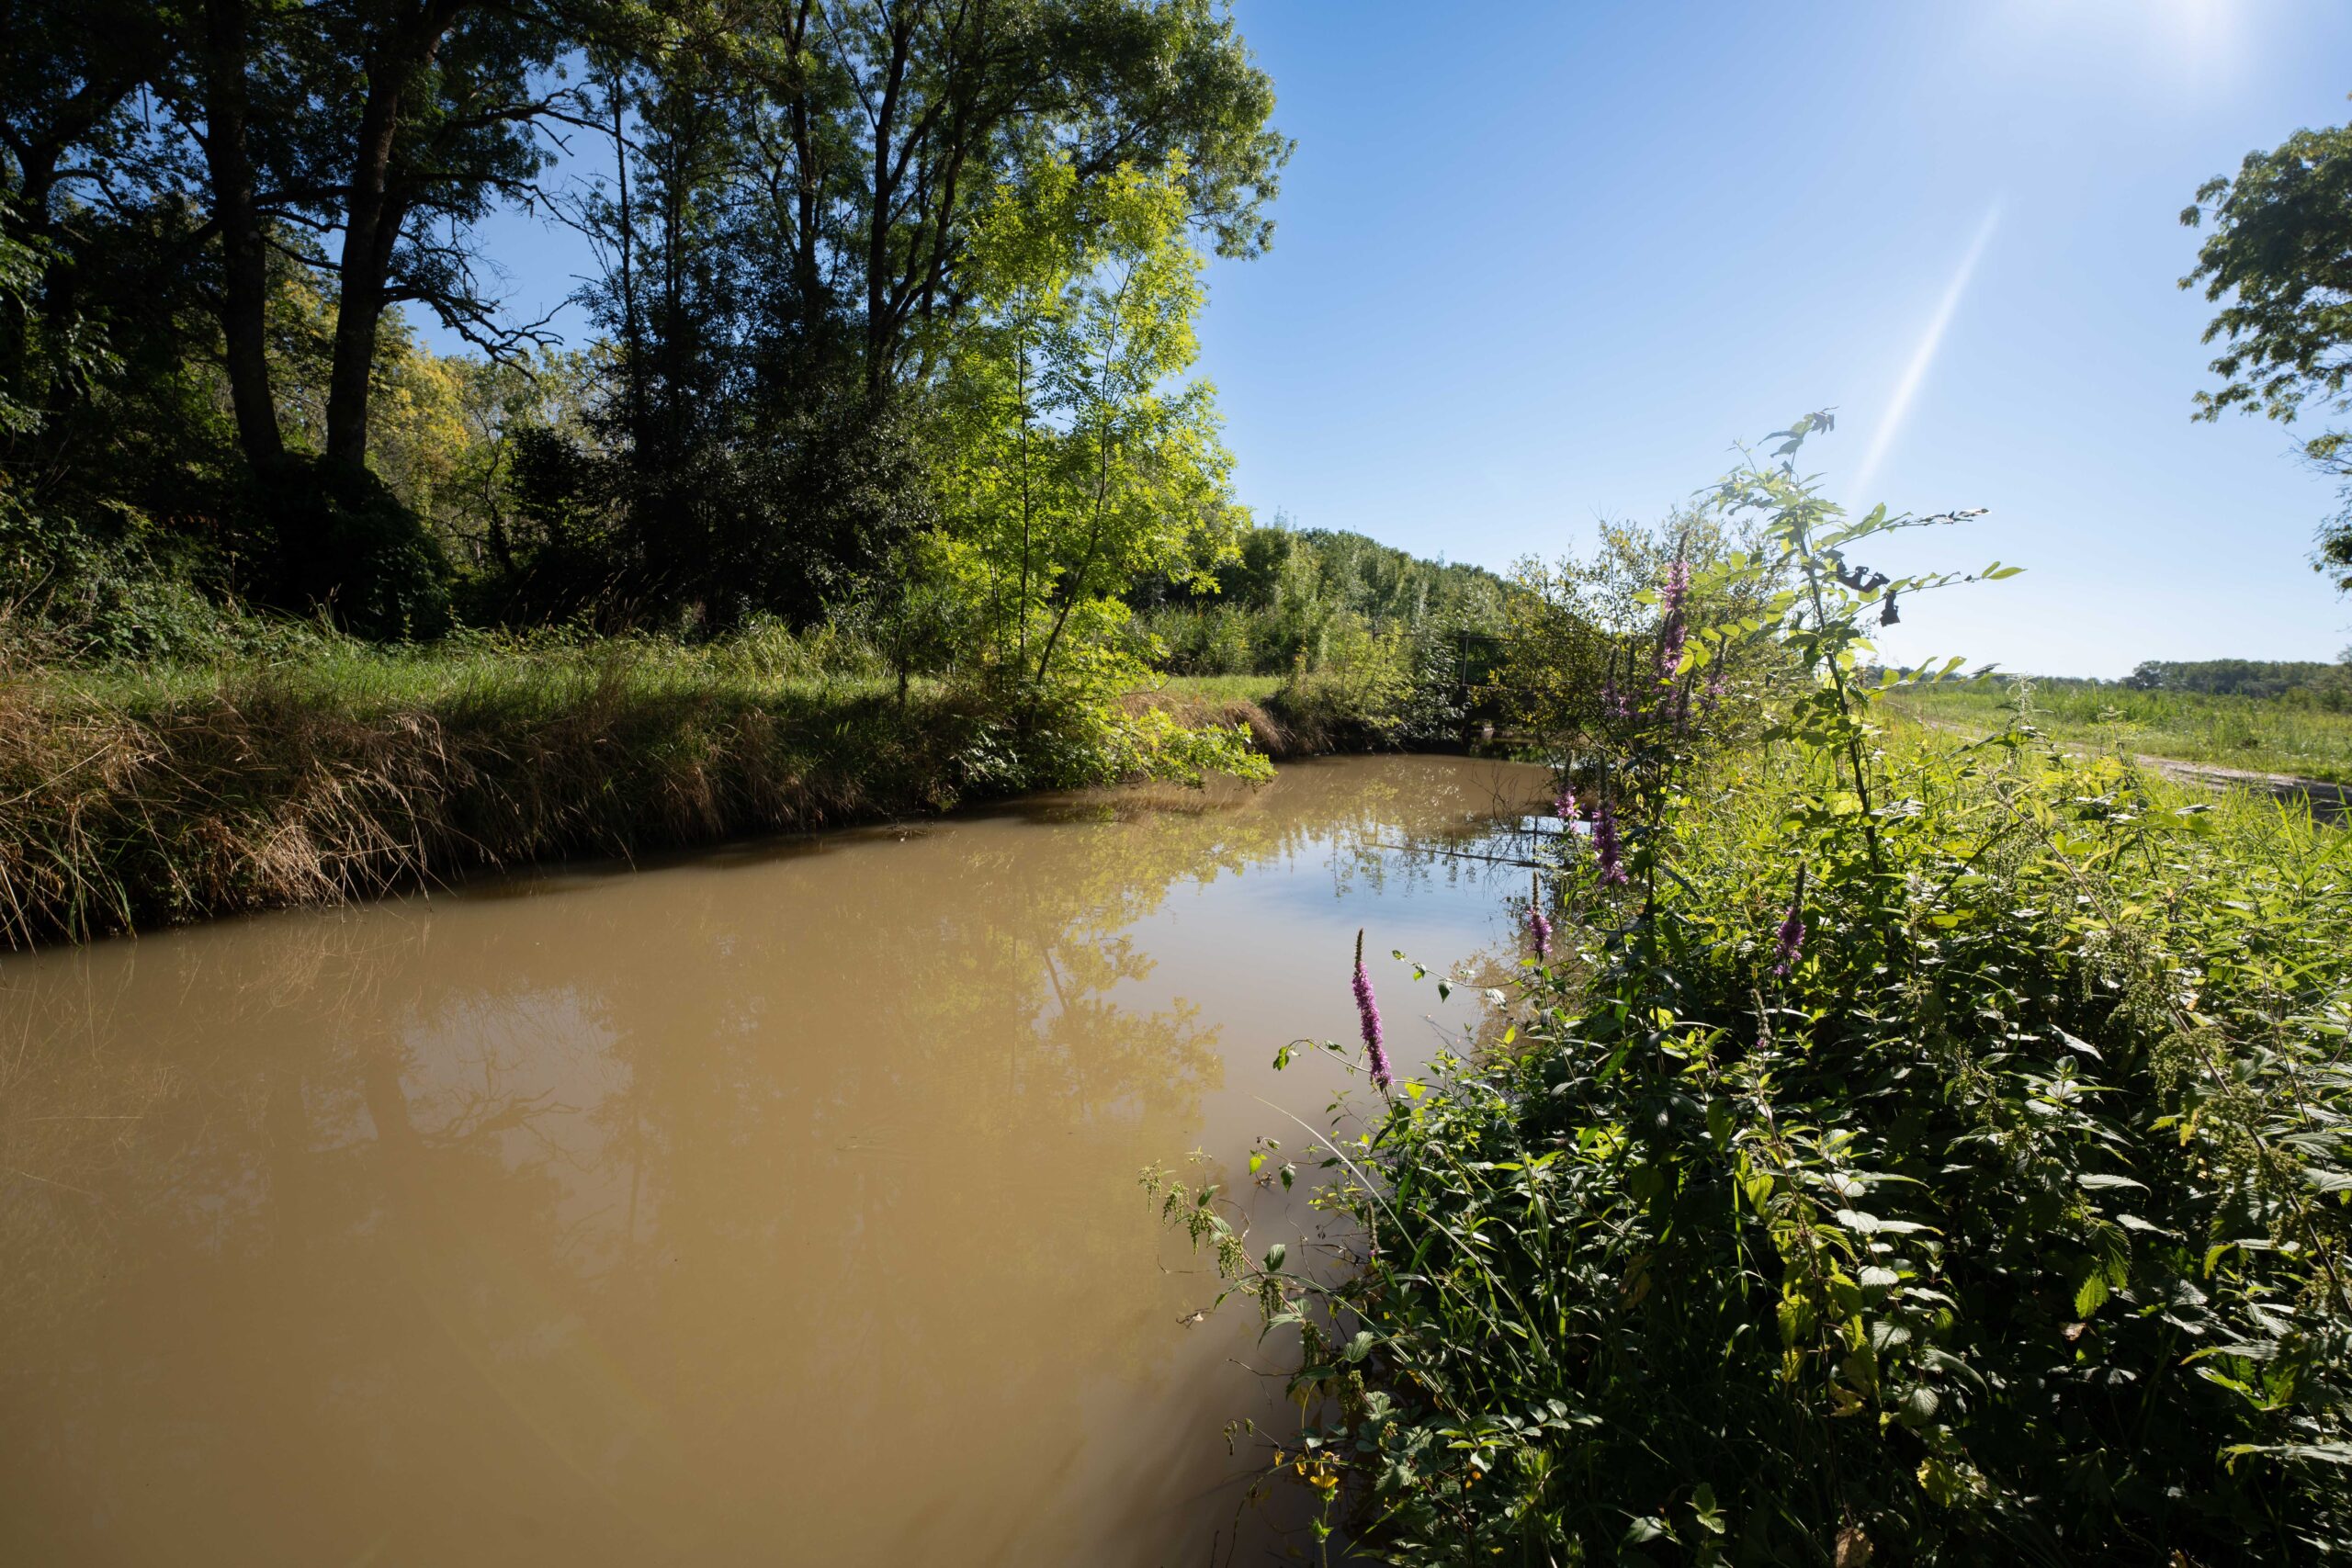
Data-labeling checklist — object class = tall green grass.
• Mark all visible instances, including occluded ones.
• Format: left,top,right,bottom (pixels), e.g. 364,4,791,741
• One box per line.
1900,679,2352,783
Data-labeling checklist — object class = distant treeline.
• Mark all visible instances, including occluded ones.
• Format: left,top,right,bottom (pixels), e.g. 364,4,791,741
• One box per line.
2122,658,2351,698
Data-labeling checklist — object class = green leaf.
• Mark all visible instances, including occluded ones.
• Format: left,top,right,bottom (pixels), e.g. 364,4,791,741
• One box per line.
1262,1243,1286,1273
1623,1516,1670,1545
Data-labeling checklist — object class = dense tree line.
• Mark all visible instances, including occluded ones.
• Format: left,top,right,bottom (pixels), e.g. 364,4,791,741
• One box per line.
0,0,1287,656
2121,656,2350,698
1133,523,1510,675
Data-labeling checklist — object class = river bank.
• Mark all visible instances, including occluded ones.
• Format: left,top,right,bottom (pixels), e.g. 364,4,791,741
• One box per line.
0,637,1414,948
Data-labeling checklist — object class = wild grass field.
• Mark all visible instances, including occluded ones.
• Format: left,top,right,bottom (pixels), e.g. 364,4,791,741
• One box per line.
1895,678,2352,784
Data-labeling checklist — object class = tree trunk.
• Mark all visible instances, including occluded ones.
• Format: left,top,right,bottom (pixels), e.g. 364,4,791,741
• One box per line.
322,53,413,472
861,9,915,398
325,0,468,473
609,63,647,449
783,0,828,369
200,0,284,468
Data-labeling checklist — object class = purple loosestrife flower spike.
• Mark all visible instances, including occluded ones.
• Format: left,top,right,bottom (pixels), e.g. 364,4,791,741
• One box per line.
1593,800,1628,886
1661,558,1692,614
1772,901,1805,976
1352,929,1393,1093
1656,559,1691,684
1555,786,1577,821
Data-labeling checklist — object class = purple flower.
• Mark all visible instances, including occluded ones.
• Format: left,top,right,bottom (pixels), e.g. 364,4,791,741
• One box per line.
1702,666,1730,713
1771,900,1805,976
1602,677,1630,721
1593,800,1628,886
1661,558,1692,615
1656,559,1691,684
1352,929,1393,1093
1527,901,1553,961
1555,786,1577,821
1656,618,1688,685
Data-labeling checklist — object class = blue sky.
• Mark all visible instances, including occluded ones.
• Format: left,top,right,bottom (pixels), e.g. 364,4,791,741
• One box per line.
440,1,2352,675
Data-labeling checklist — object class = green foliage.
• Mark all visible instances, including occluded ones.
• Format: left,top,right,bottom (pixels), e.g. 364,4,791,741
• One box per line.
1497,509,1787,753
1,0,1288,637
922,152,1271,783
2182,107,2352,592
1176,423,2352,1564
234,455,452,641
0,482,310,665
1136,523,1510,676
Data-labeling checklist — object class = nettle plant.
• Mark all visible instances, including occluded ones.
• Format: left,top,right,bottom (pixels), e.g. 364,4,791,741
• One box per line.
1159,419,2352,1566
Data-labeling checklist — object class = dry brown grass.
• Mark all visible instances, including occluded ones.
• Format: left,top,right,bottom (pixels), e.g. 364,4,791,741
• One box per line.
0,649,982,948
0,636,1408,949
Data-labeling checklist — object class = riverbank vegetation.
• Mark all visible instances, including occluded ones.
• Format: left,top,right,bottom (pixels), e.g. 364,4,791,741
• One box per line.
1173,422,2352,1564
0,0,1537,943
0,621,1380,945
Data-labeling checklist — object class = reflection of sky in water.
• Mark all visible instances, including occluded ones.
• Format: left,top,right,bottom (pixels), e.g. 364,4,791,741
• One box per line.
0,754,1555,1568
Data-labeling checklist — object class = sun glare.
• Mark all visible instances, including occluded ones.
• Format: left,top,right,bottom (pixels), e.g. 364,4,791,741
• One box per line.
1850,202,2003,509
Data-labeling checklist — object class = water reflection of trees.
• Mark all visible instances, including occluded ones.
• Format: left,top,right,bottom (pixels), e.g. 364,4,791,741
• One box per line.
0,755,1549,1564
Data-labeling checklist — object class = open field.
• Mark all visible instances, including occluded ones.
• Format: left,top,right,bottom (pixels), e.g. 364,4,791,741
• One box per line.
1894,679,2352,784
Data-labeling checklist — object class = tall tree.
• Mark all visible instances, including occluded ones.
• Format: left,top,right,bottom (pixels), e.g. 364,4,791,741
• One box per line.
548,0,1284,627
155,0,578,476
2182,107,2352,593
0,0,183,447
940,153,1238,707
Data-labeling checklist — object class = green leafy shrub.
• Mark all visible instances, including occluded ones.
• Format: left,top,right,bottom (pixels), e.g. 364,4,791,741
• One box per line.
0,482,320,665
1177,422,2352,1564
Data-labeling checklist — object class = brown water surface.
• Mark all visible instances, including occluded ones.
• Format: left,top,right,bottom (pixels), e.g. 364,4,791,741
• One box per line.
0,754,1552,1566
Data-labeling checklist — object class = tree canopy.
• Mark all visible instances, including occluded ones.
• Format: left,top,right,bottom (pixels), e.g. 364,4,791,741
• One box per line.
0,0,1287,638
2182,107,2352,592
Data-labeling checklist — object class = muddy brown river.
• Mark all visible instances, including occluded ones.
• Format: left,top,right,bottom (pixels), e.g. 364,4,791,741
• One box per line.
0,755,1553,1566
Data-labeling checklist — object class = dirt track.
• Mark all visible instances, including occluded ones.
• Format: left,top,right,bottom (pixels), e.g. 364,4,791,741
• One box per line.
1905,713,2348,821
2134,755,2348,819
